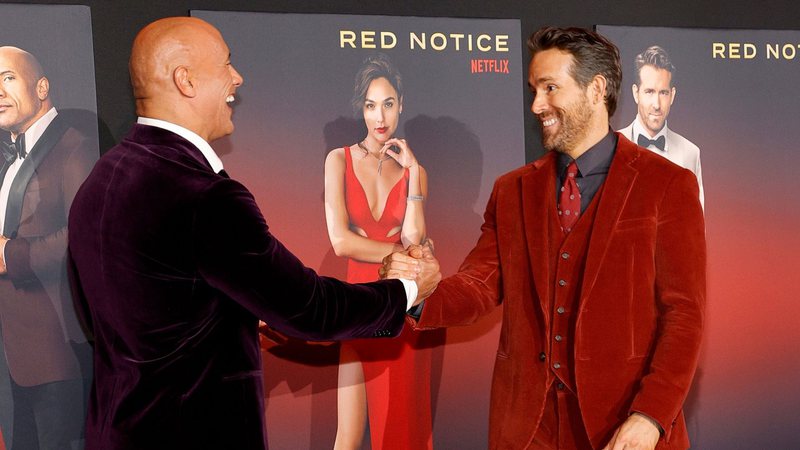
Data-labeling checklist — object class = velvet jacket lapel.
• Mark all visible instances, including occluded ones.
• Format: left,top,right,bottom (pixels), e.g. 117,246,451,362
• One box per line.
579,134,641,303
2,115,70,237
521,152,557,322
519,134,643,317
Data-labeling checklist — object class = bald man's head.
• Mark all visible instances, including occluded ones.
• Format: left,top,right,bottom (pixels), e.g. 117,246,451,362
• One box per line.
130,17,218,100
129,17,243,142
0,46,52,136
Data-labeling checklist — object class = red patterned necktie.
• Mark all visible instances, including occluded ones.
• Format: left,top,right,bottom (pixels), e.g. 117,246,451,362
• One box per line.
558,161,580,233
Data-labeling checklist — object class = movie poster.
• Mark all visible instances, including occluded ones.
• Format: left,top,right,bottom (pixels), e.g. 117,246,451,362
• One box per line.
192,11,523,449
598,25,800,449
0,4,98,449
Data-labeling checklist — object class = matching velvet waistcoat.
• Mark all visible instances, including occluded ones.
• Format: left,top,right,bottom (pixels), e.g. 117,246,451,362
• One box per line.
546,184,605,393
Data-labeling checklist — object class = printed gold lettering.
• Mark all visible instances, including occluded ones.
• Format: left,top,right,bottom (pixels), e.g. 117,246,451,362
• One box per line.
477,34,491,52
712,43,725,58
340,30,356,49
380,32,397,49
361,31,376,49
410,32,425,50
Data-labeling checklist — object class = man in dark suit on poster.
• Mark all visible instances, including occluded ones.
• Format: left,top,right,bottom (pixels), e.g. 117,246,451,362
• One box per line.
0,46,97,449
67,17,439,450
385,27,705,450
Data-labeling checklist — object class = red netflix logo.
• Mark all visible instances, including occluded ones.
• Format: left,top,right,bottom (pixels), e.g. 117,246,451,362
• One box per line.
470,59,509,74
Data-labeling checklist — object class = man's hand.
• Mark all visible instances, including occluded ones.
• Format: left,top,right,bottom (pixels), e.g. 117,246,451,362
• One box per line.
379,242,441,306
0,235,8,274
602,413,661,450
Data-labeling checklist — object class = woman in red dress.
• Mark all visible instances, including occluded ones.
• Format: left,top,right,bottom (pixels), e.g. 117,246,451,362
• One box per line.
324,54,432,450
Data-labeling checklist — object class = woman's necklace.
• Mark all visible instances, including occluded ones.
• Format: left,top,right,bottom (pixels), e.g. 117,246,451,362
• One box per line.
357,140,392,175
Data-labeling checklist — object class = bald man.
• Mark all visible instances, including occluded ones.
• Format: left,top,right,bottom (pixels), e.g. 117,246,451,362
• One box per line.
67,17,439,450
0,46,96,449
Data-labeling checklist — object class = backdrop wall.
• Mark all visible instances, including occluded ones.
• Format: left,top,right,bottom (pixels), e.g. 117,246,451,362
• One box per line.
2,1,798,449
8,0,798,161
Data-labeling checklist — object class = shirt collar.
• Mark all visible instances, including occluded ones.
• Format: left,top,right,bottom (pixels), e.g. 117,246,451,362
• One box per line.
632,116,669,152
557,130,617,178
136,117,224,174
15,107,58,154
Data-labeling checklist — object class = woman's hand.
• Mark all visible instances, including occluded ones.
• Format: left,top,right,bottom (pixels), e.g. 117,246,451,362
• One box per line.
382,138,418,169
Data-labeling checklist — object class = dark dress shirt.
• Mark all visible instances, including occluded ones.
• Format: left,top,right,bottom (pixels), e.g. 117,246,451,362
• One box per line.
556,131,617,212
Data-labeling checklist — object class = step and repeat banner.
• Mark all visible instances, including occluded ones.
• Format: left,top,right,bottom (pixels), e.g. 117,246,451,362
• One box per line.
599,25,800,449
191,10,524,449
2,6,793,449
0,4,99,450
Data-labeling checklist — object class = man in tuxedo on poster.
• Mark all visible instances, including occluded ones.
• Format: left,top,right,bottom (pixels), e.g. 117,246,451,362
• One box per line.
384,27,705,450
67,16,440,450
0,46,96,450
618,45,704,208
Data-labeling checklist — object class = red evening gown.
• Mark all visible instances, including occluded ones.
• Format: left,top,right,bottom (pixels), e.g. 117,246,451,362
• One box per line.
341,146,433,449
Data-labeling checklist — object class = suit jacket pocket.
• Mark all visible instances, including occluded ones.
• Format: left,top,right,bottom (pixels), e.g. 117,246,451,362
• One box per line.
613,216,656,233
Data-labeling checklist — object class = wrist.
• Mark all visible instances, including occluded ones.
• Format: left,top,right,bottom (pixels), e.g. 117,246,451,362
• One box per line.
631,412,664,436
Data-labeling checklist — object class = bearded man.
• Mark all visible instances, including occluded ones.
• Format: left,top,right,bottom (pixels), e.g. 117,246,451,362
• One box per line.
384,27,705,450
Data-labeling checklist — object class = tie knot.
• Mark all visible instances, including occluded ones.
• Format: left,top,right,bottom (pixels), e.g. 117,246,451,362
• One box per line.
566,161,578,178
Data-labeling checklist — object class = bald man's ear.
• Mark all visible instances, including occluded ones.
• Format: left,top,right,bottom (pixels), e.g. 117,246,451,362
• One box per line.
173,66,196,97
36,77,49,101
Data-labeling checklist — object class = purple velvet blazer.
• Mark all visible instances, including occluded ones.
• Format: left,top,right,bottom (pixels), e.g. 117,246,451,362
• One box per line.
68,124,407,449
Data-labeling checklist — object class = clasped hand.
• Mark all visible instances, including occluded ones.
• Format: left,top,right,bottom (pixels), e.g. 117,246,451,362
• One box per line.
378,240,441,306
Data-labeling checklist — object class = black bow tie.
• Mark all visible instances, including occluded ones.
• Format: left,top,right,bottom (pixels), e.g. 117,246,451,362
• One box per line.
637,134,665,151
1,133,26,163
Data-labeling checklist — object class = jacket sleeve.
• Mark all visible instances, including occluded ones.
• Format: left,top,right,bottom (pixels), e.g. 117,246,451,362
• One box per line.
412,179,504,329
629,168,706,439
194,177,407,341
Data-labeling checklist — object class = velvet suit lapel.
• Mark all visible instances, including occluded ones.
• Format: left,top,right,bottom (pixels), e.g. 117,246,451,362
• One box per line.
3,115,69,237
0,162,10,194
580,134,641,302
521,152,557,319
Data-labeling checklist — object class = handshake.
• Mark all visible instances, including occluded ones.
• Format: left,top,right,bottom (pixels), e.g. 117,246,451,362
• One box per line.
379,240,442,307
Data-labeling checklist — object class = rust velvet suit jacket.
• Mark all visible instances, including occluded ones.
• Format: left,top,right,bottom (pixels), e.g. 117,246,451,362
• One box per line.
414,134,705,449
68,125,408,450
